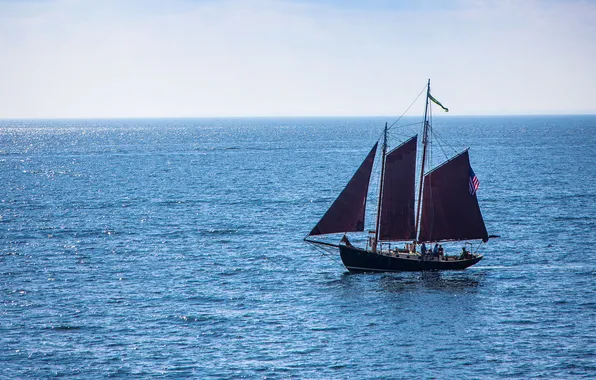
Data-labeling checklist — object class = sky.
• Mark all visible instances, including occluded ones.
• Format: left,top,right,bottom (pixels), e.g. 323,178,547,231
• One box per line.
0,0,595,118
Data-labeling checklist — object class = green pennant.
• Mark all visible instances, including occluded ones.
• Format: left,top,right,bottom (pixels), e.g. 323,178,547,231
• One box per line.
429,94,449,112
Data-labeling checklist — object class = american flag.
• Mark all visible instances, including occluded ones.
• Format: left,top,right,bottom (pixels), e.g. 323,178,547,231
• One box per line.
469,167,480,195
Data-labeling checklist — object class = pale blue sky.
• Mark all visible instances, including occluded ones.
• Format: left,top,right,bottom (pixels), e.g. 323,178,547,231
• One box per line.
0,0,594,118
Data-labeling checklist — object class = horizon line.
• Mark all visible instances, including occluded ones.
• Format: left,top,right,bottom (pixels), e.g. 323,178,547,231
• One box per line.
1,113,596,121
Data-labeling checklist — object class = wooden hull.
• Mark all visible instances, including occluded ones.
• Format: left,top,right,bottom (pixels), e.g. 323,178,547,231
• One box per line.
339,245,482,272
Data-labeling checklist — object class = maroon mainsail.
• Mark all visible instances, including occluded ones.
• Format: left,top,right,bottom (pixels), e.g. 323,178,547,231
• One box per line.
379,136,417,241
418,150,488,242
309,143,378,236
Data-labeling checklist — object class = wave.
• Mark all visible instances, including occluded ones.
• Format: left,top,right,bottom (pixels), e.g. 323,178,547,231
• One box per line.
199,228,241,235
48,325,83,331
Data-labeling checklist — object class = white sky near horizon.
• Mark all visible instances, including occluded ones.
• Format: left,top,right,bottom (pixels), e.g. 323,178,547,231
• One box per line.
0,0,595,118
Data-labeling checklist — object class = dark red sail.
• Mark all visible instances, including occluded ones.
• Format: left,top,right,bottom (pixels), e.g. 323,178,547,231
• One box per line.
309,142,378,236
379,136,417,241
418,150,488,242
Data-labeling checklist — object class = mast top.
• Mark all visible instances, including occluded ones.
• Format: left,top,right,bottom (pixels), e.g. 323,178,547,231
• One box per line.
383,122,388,149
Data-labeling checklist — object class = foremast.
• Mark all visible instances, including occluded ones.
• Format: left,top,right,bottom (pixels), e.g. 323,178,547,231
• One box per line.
372,122,388,252
414,79,431,239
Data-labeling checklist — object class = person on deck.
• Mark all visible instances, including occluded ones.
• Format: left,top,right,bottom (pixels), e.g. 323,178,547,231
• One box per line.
433,243,439,257
438,245,444,258
420,242,426,256
460,247,468,260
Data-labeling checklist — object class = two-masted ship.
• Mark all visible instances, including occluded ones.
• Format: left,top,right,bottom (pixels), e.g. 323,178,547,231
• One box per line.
305,80,495,272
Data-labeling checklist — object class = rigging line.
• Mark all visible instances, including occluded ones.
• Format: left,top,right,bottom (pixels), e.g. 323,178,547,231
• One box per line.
376,131,384,145
430,128,459,158
386,122,423,142
424,102,458,157
311,243,342,264
386,122,423,138
431,129,451,161
428,105,433,169
387,128,418,136
387,83,428,132
389,121,424,130
472,241,483,254
388,132,418,141
404,121,425,128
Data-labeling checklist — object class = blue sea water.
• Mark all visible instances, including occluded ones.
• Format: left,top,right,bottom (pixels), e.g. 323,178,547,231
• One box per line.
1,116,595,378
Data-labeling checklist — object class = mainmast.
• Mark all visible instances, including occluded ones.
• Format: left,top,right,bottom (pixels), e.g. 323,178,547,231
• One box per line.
415,79,431,240
373,122,388,252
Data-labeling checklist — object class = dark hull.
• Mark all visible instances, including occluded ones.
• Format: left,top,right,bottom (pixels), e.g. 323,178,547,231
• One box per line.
339,245,482,272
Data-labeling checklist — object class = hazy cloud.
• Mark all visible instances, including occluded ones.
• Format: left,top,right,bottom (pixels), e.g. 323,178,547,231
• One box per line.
0,0,594,117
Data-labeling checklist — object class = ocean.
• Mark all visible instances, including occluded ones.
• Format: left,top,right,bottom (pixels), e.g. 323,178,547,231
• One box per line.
1,116,595,378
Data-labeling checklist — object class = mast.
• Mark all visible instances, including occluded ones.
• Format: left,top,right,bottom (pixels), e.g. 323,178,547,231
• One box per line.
373,122,388,252
415,79,431,240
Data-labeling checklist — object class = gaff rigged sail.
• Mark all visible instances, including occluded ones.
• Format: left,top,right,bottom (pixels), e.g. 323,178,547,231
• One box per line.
309,142,378,236
418,150,488,243
379,135,417,241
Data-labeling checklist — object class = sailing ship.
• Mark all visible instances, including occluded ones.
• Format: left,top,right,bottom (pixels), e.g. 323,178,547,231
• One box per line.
304,80,496,272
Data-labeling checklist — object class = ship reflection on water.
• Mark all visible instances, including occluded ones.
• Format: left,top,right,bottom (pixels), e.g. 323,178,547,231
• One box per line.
381,271,483,293
338,270,484,294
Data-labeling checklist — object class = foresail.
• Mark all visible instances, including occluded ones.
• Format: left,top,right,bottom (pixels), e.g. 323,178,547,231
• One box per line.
309,142,378,236
379,136,417,241
418,150,488,242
